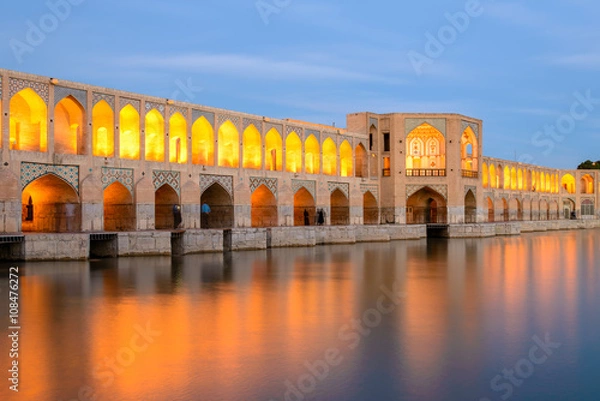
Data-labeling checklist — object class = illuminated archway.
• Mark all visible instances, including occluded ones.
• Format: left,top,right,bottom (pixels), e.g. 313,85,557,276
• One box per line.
482,163,489,188
561,174,575,194
251,185,277,228
54,96,85,155
581,174,594,194
286,132,302,173
330,189,349,225
461,127,478,171
323,138,337,176
21,174,80,233
169,113,187,164
92,100,114,157
305,134,320,174
489,164,497,188
243,125,262,169
363,191,379,225
498,165,504,189
218,121,240,168
406,123,445,170
406,187,447,224
355,144,367,178
487,197,494,222
119,104,140,159
504,166,511,190
103,182,135,231
517,169,524,190
192,116,214,166
201,183,233,228
145,109,165,162
265,128,282,171
340,140,353,177
464,190,476,223
510,167,517,190
155,184,179,229
502,198,509,222
293,187,315,226
10,88,47,152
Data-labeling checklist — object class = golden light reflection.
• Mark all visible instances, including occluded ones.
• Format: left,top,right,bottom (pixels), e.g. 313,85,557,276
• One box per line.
304,134,320,174
169,113,187,164
54,96,84,155
340,140,353,177
322,137,337,176
286,132,302,173
243,125,262,169
265,128,282,171
145,109,165,162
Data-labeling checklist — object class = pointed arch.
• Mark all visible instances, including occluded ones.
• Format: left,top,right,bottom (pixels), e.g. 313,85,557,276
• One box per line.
406,186,447,224
145,109,165,162
482,163,489,188
340,140,353,177
201,182,233,228
406,123,446,170
294,187,315,226
218,120,239,168
10,88,48,152
265,128,283,171
461,126,478,171
510,167,517,190
119,104,140,159
21,174,80,232
561,174,575,194
504,166,511,190
169,112,187,164
103,181,135,231
304,134,320,174
192,116,214,166
243,124,262,169
286,132,302,173
92,100,114,157
355,143,367,178
502,198,509,221
323,137,337,176
581,174,594,194
489,164,497,188
517,169,523,190
155,184,180,229
363,191,379,225
251,184,277,227
464,190,476,223
487,197,494,222
330,189,349,225
54,95,85,155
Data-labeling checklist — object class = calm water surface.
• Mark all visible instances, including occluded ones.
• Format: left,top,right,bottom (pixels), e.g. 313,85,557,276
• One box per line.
1,230,600,401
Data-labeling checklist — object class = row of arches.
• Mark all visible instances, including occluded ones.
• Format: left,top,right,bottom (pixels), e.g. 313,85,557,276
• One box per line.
483,163,562,193
19,174,380,233
6,89,368,177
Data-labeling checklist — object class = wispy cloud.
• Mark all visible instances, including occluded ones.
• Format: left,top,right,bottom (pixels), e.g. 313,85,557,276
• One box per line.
117,53,406,85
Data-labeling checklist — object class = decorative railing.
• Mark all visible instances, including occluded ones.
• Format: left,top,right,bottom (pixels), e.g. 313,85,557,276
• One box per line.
461,170,479,179
382,168,391,177
406,169,446,177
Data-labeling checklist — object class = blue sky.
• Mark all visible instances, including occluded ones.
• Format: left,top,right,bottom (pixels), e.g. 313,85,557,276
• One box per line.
1,0,599,168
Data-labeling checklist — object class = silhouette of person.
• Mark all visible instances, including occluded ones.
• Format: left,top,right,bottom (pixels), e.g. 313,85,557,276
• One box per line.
173,204,182,229
304,209,310,226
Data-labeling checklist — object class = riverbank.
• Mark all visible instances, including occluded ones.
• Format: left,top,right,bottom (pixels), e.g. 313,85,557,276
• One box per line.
1,220,599,261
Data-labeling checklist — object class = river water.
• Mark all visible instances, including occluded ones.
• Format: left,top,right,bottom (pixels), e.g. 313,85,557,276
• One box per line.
1,230,599,401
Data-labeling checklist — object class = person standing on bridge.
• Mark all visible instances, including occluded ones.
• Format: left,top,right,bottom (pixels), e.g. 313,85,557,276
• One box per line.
173,204,182,229
202,203,211,228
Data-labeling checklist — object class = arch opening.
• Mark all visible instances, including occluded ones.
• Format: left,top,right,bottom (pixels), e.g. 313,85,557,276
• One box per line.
201,183,234,228
169,113,187,164
363,191,379,225
464,190,476,223
286,132,302,173
406,187,447,224
192,116,214,166
145,109,165,162
92,100,114,157
119,104,140,159
406,124,445,171
54,95,85,155
487,197,494,222
355,144,367,178
304,134,320,174
340,140,353,177
103,182,135,231
293,187,315,226
10,88,48,152
155,184,179,229
330,189,349,225
265,128,282,171
251,185,277,228
243,125,262,169
218,121,239,168
323,138,337,176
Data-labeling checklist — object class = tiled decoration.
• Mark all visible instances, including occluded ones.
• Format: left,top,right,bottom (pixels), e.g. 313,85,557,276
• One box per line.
265,122,283,134
9,78,49,103
286,125,303,137
200,174,234,198
120,97,140,112
405,118,447,137
243,118,262,131
192,110,215,126
168,105,188,119
406,184,448,200
292,179,316,200
249,177,278,198
153,170,181,195
21,162,79,193
93,93,115,109
217,113,241,129
145,101,165,114
360,184,379,200
53,86,87,108
465,186,477,196
328,182,350,198
462,121,479,138
102,167,134,194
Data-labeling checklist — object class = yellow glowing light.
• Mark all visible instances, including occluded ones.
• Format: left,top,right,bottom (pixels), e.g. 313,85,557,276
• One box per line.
192,116,214,166
93,100,114,157
169,113,187,164
119,104,140,160
340,140,353,177
286,132,302,173
9,88,48,152
406,123,445,170
145,109,165,162
322,138,337,176
54,96,84,155
218,120,239,168
304,134,320,174
243,125,262,169
265,128,282,171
